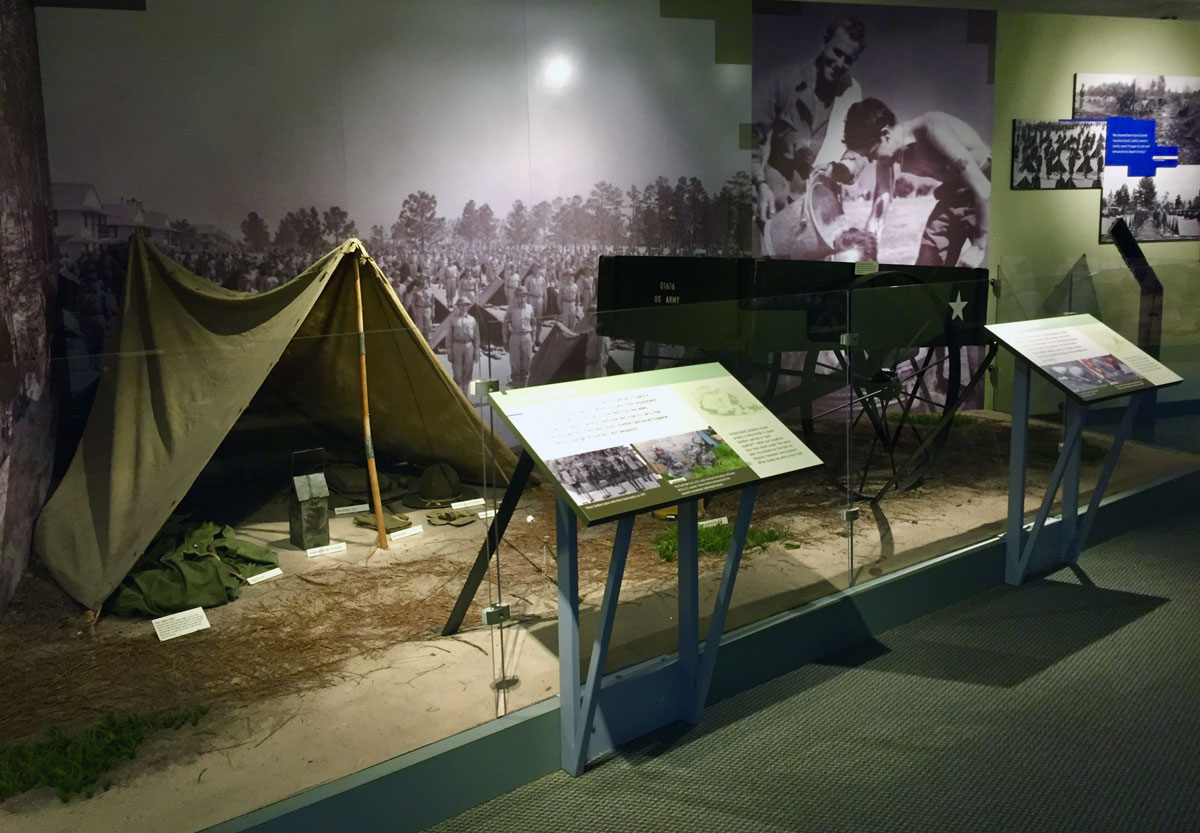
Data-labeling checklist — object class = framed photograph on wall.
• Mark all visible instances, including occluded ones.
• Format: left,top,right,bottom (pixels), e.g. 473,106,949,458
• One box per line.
1100,163,1200,242
1077,74,1200,242
1011,119,1104,190
1074,73,1200,164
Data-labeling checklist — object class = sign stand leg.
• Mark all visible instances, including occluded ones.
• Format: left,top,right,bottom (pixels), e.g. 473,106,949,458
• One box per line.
688,485,758,724
1065,391,1146,563
1011,400,1086,583
556,496,581,774
441,451,535,636
1006,359,1031,585
568,514,634,775
676,500,700,722
1061,396,1085,557
554,487,758,774
1006,362,1148,584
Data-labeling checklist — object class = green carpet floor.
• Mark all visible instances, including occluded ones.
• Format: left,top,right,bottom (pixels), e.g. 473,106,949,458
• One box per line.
424,512,1200,833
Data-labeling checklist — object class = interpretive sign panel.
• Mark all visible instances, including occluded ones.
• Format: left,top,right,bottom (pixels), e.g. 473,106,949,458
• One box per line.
490,363,821,524
987,314,1181,403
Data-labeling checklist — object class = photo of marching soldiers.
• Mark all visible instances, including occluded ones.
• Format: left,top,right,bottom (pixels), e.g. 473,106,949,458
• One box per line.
631,429,744,482
544,445,661,506
1011,120,1105,190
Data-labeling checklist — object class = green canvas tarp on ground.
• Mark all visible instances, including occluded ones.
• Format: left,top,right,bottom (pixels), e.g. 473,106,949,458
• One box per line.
36,236,517,611
107,520,279,618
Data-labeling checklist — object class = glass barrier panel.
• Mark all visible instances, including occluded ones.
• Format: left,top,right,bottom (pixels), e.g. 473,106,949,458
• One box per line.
448,284,855,704
847,277,1006,583
1076,257,1200,454
985,254,1198,572
994,253,1075,417
719,287,855,608
3,251,509,828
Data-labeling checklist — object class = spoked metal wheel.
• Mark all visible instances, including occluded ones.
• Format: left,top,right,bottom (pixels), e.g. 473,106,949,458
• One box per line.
799,272,963,503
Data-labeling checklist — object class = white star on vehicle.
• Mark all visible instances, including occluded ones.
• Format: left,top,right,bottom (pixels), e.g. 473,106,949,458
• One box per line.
948,291,967,321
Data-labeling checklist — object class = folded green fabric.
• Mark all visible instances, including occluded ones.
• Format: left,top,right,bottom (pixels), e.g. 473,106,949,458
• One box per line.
352,511,411,532
427,509,477,527
106,519,278,618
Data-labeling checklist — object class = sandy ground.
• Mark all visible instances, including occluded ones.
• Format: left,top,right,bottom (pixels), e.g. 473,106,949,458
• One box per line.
1,413,1196,833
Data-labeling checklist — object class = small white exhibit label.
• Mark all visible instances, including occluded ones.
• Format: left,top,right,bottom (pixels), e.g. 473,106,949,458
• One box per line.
333,503,371,516
307,541,348,558
698,517,729,529
451,497,485,510
152,607,210,642
389,525,424,541
246,567,284,585
478,509,496,519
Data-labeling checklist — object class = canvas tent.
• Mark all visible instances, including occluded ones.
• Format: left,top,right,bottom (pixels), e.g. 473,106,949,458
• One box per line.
36,236,518,610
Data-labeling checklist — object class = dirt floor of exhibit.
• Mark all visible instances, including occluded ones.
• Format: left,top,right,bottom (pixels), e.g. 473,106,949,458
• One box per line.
1,411,1197,833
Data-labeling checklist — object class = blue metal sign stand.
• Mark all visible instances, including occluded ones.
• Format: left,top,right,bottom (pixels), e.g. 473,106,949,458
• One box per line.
556,486,758,776
1005,357,1148,584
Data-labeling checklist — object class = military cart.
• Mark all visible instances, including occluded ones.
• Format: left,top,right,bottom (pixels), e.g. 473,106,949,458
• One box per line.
596,256,996,502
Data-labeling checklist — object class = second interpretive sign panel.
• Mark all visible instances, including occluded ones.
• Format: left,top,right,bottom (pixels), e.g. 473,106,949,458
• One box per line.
987,313,1182,403
489,363,821,525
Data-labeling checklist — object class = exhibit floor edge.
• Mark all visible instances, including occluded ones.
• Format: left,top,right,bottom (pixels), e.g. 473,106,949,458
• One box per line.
201,467,1200,833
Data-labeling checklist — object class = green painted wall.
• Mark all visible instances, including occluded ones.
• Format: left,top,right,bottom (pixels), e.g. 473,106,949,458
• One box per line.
990,10,1200,284
989,12,1200,410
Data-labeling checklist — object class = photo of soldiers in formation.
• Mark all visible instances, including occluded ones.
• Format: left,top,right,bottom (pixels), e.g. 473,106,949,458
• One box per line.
1011,120,1105,190
447,295,480,396
55,238,615,401
377,247,606,395
545,445,661,506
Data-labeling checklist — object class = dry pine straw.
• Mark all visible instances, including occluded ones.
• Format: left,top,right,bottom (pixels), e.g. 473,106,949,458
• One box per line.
0,418,1042,745
0,558,460,744
0,491,791,745
0,497,692,745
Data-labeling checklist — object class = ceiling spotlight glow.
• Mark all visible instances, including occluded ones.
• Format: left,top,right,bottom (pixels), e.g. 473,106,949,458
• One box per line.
542,53,574,90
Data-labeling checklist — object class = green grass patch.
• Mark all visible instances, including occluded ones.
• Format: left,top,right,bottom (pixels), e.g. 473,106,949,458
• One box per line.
687,443,748,480
885,411,974,426
652,522,789,562
0,706,208,803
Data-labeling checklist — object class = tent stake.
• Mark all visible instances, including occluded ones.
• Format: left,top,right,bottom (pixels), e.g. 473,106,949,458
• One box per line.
354,253,389,549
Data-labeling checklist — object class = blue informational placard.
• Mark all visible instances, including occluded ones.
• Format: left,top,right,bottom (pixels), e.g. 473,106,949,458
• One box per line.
1105,117,1178,176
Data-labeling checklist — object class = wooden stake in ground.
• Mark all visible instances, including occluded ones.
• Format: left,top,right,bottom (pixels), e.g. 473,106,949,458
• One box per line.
354,252,389,549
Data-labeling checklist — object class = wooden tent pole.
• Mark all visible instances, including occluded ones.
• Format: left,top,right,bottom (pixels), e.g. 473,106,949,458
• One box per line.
354,253,389,549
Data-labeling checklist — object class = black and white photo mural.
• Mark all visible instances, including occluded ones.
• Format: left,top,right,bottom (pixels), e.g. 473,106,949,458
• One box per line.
752,4,995,267
35,0,752,396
